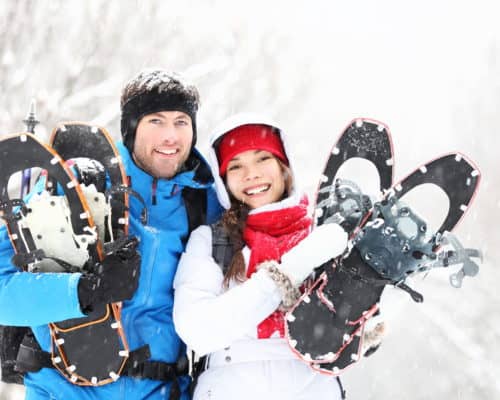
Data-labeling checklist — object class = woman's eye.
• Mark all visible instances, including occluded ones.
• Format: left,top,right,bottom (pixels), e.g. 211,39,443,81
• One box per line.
149,118,162,125
176,120,188,126
258,155,272,162
227,164,241,171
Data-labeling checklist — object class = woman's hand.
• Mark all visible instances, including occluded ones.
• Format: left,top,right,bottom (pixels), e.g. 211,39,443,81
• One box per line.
280,223,348,286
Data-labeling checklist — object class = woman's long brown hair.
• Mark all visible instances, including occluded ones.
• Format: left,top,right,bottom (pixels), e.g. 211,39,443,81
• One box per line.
221,159,293,287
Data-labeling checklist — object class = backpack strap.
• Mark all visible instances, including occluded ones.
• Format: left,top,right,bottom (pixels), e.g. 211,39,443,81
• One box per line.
182,187,207,237
15,335,187,385
0,325,29,384
210,221,234,275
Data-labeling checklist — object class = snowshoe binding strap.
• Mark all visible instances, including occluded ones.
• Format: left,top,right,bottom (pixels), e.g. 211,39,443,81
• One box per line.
393,281,424,303
353,194,436,282
0,199,28,223
102,234,133,256
10,249,46,270
10,245,84,273
106,184,148,225
316,179,373,234
352,194,481,297
335,252,424,302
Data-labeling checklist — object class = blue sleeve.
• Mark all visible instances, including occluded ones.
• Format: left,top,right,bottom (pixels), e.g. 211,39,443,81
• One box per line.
0,226,86,326
205,185,223,225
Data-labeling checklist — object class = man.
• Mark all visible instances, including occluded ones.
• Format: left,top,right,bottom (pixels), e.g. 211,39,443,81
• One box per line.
0,69,221,399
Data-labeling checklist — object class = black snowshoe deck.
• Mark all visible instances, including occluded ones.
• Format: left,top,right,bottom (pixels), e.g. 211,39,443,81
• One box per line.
285,118,481,375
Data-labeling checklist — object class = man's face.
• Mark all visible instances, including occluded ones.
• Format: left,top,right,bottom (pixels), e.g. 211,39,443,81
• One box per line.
132,110,193,179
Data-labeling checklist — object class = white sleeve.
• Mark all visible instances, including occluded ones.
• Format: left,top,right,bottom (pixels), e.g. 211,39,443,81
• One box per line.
173,225,282,356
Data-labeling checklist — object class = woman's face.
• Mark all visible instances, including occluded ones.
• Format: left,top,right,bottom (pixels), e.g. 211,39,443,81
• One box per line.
225,149,286,209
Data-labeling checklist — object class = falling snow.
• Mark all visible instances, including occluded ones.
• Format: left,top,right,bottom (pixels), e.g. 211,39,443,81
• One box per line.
1,1,500,399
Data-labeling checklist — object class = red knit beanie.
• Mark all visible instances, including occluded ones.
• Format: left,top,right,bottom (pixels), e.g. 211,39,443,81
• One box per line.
217,124,288,176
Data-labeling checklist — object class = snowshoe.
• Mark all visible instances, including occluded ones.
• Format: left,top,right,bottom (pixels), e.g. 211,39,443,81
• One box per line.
0,127,132,386
285,119,482,375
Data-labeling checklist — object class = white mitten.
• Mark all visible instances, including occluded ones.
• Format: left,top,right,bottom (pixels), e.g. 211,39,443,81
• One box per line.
280,223,347,286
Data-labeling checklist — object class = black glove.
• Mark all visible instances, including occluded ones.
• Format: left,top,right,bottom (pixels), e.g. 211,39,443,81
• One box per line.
71,157,107,192
78,238,141,313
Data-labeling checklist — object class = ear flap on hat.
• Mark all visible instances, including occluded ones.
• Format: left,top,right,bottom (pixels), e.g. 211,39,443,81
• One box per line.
208,144,232,209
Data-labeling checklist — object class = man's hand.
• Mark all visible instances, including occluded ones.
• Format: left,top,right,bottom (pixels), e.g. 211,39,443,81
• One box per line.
78,238,141,313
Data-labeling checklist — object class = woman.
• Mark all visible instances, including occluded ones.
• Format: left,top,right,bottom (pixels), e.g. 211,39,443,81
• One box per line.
173,114,348,399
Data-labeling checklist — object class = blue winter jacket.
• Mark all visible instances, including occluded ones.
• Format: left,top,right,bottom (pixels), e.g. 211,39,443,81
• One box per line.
0,142,221,399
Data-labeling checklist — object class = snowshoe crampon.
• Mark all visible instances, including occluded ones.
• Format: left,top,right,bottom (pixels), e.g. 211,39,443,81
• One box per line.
0,127,131,386
285,119,481,375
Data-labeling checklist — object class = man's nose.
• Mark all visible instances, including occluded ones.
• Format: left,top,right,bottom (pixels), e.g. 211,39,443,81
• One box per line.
158,124,178,143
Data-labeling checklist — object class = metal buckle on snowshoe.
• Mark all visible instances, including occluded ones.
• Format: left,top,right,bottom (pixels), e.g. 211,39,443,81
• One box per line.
353,195,435,282
316,179,372,232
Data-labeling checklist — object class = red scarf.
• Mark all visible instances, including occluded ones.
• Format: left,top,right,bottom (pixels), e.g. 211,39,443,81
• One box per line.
243,196,312,338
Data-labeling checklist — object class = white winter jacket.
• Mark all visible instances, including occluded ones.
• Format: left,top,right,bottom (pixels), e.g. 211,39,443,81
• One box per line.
173,223,343,400
173,113,344,399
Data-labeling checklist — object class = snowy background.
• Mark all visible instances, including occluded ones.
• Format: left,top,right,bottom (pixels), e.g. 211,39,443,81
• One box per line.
1,0,499,398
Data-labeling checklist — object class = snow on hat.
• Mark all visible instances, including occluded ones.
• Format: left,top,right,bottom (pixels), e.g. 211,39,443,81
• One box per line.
216,124,289,176
120,69,199,153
